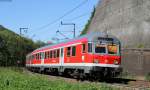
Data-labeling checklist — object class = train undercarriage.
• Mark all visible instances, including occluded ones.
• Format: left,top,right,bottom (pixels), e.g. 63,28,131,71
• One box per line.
26,65,122,80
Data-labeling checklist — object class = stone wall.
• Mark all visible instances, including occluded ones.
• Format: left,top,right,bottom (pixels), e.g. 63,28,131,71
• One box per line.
88,0,150,48
121,49,150,75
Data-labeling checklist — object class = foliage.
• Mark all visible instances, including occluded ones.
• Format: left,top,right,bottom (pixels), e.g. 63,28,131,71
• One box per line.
80,7,96,35
0,25,39,66
137,44,144,48
145,73,150,81
35,40,47,47
0,67,118,90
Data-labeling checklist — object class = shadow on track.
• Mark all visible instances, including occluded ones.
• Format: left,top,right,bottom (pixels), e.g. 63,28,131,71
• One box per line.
101,78,136,84
39,70,136,85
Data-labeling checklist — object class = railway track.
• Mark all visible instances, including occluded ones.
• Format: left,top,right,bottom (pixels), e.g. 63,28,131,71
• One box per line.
106,83,148,90
103,78,150,90
25,69,150,90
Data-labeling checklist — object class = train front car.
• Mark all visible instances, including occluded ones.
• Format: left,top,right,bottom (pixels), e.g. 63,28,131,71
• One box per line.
86,32,121,78
25,32,121,79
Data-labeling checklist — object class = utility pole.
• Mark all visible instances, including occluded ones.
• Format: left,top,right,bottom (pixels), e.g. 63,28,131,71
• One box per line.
19,27,28,67
19,28,28,36
61,21,76,38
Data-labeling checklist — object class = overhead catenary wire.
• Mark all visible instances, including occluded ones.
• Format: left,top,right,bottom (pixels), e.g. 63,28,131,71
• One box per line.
31,0,88,33
47,20,87,42
54,12,91,34
56,30,69,39
64,12,90,21
29,0,99,42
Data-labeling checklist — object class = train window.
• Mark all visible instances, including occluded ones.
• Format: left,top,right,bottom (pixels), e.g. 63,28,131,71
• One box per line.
41,52,44,59
51,51,53,58
38,53,40,60
108,45,118,54
37,53,39,60
54,50,56,58
45,52,47,59
53,51,54,58
57,49,60,57
41,53,43,59
82,44,86,53
95,45,106,53
36,54,37,60
88,43,92,52
47,51,50,58
46,51,49,59
50,51,52,58
55,50,57,58
37,53,39,59
40,53,42,59
47,52,49,59
39,53,41,59
38,53,40,59
72,46,76,56
36,54,38,60
67,47,71,57
46,52,48,59
39,53,41,60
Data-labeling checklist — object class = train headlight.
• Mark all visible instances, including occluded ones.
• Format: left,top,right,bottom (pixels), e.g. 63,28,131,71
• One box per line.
114,60,119,65
105,59,108,63
94,59,99,64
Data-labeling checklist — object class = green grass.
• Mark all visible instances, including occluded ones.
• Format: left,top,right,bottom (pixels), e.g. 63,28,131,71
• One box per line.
0,67,118,90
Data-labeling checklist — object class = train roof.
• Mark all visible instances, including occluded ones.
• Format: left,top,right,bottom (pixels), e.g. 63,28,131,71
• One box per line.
33,32,120,52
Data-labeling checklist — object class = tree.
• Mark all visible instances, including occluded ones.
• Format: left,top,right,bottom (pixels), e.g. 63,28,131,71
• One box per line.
0,25,39,66
80,7,96,35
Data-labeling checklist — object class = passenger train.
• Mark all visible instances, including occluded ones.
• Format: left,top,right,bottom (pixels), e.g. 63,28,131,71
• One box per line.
26,32,122,79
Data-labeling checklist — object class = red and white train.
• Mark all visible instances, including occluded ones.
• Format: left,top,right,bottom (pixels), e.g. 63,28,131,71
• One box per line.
26,32,121,78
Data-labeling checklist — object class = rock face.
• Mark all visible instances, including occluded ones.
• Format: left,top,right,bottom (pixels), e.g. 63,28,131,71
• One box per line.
88,0,150,48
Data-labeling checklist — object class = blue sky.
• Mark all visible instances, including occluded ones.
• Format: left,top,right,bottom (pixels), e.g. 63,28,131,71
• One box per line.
0,0,99,43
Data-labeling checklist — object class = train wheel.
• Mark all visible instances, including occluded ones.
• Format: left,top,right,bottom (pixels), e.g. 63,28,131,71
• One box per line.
58,72,63,76
79,73,85,81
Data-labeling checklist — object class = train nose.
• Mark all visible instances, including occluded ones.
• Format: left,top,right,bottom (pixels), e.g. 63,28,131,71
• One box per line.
105,55,120,65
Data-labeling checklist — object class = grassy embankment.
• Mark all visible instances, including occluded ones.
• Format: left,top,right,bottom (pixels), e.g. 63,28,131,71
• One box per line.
0,67,118,90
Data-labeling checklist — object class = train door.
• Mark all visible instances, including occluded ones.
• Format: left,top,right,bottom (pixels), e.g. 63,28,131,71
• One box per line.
41,52,45,65
60,48,64,66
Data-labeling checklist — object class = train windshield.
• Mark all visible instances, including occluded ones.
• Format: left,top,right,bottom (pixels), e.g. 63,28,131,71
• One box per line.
95,43,119,55
95,44,106,54
107,44,118,54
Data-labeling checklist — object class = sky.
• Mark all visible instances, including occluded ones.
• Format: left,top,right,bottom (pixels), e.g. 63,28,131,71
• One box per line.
0,0,99,43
